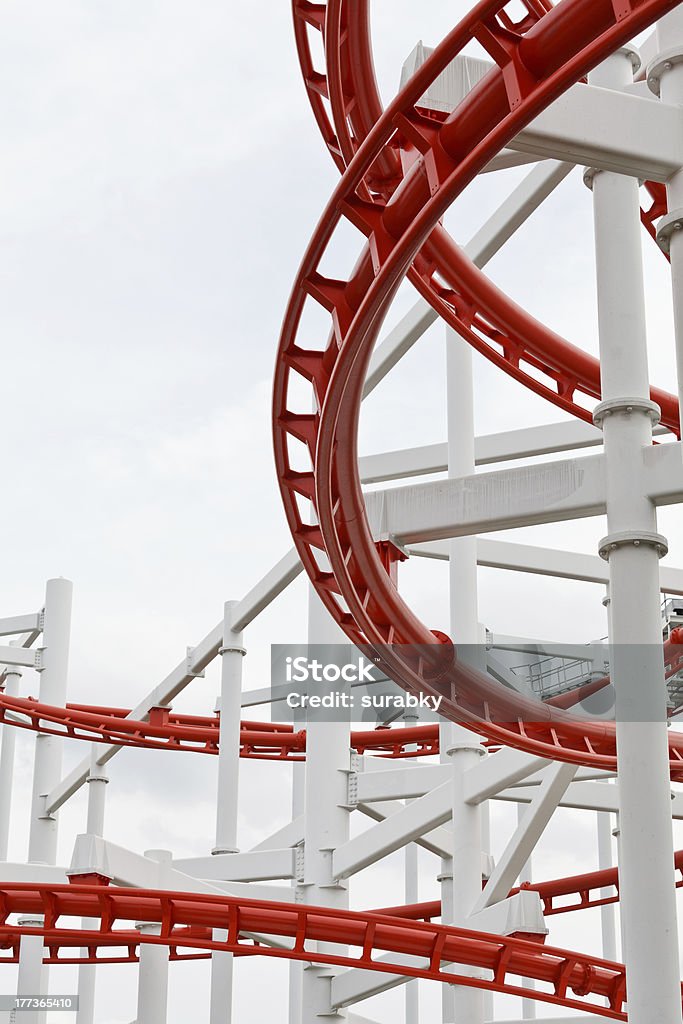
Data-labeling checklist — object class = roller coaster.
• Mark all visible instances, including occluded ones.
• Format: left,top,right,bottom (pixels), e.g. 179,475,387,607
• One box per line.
4,1,683,1021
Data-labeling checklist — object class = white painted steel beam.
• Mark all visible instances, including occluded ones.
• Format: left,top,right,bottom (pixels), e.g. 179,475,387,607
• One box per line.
463,749,552,805
174,849,296,882
68,835,294,902
473,762,576,911
365,454,607,543
0,862,67,884
496,780,683,819
0,646,37,668
359,419,617,484
0,614,41,638
510,83,683,180
354,765,450,804
410,536,683,594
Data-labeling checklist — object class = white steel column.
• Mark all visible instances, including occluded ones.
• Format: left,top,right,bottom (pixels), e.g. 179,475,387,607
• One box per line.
16,922,47,1024
517,803,536,1020
596,809,617,962
402,708,419,1024
28,578,72,863
300,590,350,1023
445,327,485,1024
76,746,109,1024
654,9,683,445
210,600,245,1024
136,850,171,1024
589,48,682,1024
0,664,21,860
289,703,306,1024
21,578,72,1024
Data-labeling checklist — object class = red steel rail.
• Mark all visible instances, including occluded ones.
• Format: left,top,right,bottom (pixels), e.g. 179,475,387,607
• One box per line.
0,882,651,1018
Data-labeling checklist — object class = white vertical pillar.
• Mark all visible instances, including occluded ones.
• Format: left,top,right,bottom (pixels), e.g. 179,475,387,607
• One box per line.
28,578,72,864
20,578,72,1024
300,590,350,1023
516,803,535,1020
652,8,683,444
445,328,485,1024
136,850,171,1024
588,48,682,1024
210,601,245,1024
0,665,21,860
16,923,47,1024
402,708,419,1024
289,703,306,1024
76,746,109,1024
597,809,617,962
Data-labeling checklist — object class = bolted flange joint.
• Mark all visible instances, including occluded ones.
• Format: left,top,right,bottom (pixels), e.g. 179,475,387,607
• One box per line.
218,645,246,657
598,530,668,561
445,740,486,758
656,208,683,255
646,47,683,97
592,396,661,428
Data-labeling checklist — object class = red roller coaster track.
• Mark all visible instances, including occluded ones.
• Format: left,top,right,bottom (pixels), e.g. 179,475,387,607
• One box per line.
273,0,683,777
2,2,683,1016
0,882,651,1019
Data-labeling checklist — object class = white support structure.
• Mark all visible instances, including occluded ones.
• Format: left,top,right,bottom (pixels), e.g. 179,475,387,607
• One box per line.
588,48,682,1024
136,851,171,1024
75,746,109,1024
0,661,22,861
300,592,351,1023
209,601,244,1024
20,579,72,1024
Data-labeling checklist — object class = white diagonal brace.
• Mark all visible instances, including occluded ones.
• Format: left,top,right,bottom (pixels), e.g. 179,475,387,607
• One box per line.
334,783,451,878
250,815,305,852
44,620,224,813
357,803,452,859
331,952,429,1008
230,548,303,633
463,749,552,805
473,762,577,912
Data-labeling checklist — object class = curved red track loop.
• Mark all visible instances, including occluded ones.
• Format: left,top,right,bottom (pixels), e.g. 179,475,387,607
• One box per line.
275,0,683,776
293,0,679,432
0,883,643,1017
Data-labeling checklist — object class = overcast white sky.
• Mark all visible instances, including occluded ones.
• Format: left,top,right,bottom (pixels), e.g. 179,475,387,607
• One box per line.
1,2,683,1021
